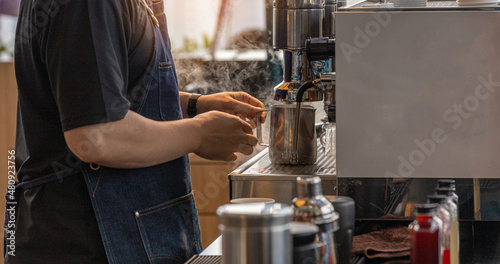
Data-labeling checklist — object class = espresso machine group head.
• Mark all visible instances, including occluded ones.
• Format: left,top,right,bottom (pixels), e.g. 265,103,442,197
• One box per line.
273,0,337,121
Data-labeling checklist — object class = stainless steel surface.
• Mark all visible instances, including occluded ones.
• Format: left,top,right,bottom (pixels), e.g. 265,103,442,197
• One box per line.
229,146,337,204
185,255,222,264
292,177,339,264
263,104,317,165
297,176,323,198
273,8,325,49
294,177,339,225
336,10,500,178
324,0,336,38
342,0,500,10
217,203,293,264
240,145,336,177
274,0,325,10
292,51,308,83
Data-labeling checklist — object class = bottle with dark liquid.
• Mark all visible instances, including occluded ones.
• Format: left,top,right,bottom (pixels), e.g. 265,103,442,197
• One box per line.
409,203,442,264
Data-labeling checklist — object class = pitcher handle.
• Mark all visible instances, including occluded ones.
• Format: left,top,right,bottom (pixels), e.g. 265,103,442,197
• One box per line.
257,110,271,147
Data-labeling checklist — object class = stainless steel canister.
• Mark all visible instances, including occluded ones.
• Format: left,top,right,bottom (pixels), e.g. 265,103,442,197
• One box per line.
324,0,336,38
257,104,317,165
273,0,325,49
217,203,293,264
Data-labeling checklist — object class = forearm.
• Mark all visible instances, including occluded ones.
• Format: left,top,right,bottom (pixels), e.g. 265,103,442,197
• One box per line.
64,111,200,169
179,92,191,118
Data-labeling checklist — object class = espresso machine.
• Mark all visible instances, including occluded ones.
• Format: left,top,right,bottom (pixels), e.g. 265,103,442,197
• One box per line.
230,0,339,209
232,0,500,225
273,0,335,101
256,0,338,167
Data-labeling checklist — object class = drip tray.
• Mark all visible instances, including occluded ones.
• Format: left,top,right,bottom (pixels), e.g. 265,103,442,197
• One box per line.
185,255,222,264
229,147,338,204
234,144,336,179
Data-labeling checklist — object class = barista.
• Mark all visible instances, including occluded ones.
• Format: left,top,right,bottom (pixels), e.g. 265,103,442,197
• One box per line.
6,0,264,263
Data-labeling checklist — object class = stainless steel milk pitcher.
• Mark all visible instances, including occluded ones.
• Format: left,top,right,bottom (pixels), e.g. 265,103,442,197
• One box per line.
257,104,317,165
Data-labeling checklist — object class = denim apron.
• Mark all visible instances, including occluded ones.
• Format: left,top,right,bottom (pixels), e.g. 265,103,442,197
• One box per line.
81,1,202,263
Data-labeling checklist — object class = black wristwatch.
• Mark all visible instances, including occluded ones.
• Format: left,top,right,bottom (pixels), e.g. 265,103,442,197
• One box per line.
187,93,202,118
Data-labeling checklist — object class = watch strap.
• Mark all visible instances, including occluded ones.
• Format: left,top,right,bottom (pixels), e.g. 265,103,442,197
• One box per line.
187,94,201,118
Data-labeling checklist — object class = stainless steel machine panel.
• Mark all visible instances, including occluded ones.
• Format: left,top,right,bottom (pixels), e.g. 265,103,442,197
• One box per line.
336,10,500,178
229,147,337,204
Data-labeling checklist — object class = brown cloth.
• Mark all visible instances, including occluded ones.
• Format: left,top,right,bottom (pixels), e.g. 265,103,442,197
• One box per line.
352,226,411,259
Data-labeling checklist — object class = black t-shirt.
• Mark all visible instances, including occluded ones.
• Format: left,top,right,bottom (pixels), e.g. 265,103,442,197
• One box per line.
15,0,155,181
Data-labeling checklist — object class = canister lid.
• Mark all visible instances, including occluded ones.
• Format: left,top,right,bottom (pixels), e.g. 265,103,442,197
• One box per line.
325,195,354,207
414,203,438,214
217,203,293,228
435,187,454,196
427,194,447,205
437,180,456,191
325,195,355,228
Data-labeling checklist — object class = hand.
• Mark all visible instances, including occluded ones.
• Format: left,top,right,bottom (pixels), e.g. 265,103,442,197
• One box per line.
196,92,266,128
193,111,258,161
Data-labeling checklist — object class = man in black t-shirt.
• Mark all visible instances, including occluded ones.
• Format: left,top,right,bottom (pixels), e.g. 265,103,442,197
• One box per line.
8,0,264,263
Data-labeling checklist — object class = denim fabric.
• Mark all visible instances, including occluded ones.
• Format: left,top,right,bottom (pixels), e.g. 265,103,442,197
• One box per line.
82,2,202,263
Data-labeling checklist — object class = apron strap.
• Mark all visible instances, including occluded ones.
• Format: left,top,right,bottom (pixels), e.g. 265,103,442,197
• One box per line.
16,171,77,191
3,171,79,232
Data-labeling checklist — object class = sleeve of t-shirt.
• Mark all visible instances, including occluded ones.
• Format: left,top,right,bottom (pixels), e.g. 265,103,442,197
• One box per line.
42,0,131,132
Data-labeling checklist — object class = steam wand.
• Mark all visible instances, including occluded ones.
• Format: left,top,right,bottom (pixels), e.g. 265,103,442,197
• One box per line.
293,81,321,163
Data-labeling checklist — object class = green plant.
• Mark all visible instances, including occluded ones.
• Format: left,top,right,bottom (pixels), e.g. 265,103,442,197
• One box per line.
179,37,199,53
0,36,14,59
202,32,213,50
0,38,6,53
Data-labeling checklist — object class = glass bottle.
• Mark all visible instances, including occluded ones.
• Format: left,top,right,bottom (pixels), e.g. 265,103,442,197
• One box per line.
409,203,442,264
292,176,339,264
428,195,451,264
437,180,459,215
320,121,336,156
436,188,460,264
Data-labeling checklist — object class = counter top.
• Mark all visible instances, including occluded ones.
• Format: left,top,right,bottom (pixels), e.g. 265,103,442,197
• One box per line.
199,236,221,256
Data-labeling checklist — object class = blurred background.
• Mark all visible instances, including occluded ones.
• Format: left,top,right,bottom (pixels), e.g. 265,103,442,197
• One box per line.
0,8,16,60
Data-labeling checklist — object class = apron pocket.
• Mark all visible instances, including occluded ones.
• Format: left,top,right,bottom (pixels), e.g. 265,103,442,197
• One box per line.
134,191,201,264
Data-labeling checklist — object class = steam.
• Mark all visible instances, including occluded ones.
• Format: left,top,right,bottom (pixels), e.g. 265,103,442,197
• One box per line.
173,29,282,108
